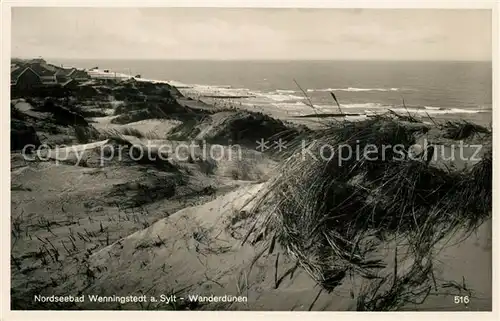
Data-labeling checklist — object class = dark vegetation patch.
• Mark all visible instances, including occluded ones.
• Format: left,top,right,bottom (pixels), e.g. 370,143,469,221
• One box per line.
168,110,309,147
31,98,89,127
11,103,27,121
110,80,194,124
11,119,41,151
73,126,101,144
108,174,184,209
111,100,206,125
97,137,180,172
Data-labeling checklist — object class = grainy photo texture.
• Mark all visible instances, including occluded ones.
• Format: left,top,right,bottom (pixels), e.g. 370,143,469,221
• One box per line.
10,7,492,311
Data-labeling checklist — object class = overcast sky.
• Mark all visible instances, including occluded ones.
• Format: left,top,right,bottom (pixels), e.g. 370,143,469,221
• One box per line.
11,8,492,61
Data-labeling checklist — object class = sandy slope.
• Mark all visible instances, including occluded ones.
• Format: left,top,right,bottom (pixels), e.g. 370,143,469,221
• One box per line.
10,134,278,309
47,179,490,311
92,117,182,139
72,183,354,310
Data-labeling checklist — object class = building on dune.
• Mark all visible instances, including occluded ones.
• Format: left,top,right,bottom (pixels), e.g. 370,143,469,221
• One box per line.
25,62,59,85
11,61,91,95
69,69,91,81
10,67,43,90
56,68,91,82
55,68,76,83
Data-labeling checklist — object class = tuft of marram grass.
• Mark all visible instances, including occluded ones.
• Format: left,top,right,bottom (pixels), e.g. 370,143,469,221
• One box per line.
441,120,490,140
244,116,491,307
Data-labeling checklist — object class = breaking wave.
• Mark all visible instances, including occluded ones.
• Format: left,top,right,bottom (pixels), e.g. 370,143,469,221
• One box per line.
390,107,481,115
256,92,305,102
307,87,400,92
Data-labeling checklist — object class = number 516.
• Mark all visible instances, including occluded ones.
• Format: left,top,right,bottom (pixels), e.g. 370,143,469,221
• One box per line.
454,296,470,304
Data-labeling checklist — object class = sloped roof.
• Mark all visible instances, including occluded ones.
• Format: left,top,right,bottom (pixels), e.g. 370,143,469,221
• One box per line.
42,63,58,72
71,69,90,78
26,63,56,77
61,79,77,87
11,66,28,80
55,67,76,77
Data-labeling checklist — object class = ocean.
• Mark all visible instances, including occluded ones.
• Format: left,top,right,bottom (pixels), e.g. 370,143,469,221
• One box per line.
51,59,492,121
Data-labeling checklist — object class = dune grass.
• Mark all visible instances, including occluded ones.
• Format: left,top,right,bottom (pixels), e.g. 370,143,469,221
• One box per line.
441,120,490,140
244,115,491,309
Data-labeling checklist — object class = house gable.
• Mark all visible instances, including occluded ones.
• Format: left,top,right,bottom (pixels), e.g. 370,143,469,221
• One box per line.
12,67,43,89
26,63,57,81
11,66,29,84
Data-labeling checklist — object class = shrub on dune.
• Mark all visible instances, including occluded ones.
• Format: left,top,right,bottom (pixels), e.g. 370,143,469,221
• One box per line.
74,125,101,143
